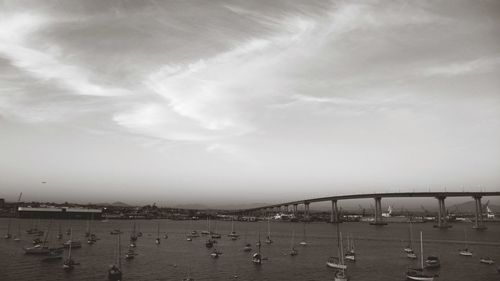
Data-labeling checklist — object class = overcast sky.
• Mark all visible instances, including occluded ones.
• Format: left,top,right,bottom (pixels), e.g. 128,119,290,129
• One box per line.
1,0,499,206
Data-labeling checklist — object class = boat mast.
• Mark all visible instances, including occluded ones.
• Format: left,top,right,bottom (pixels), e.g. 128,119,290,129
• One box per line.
118,234,122,269
420,231,424,270
267,219,271,239
339,232,345,273
68,229,72,260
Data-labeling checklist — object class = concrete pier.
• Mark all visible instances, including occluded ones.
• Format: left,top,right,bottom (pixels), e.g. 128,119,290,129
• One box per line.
330,200,340,223
473,196,487,230
370,197,387,225
304,202,310,221
434,196,451,228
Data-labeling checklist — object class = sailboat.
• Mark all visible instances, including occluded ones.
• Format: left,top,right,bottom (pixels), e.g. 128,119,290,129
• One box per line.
228,218,239,240
63,229,79,271
327,224,347,270
264,219,273,244
56,223,63,240
405,222,417,259
289,230,298,256
14,223,21,242
155,223,161,245
459,228,472,256
211,220,221,239
243,231,252,252
252,232,263,264
299,222,307,246
344,234,355,262
406,231,437,281
108,234,122,281
125,246,136,260
479,257,495,265
25,222,62,255
210,248,222,258
334,232,348,281
130,223,138,243
201,217,210,235
4,218,12,239
183,264,194,281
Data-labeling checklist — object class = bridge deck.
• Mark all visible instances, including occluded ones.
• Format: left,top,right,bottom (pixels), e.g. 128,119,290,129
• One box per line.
242,191,500,212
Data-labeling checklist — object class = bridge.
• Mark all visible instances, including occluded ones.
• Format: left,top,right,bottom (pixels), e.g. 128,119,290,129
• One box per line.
236,191,500,230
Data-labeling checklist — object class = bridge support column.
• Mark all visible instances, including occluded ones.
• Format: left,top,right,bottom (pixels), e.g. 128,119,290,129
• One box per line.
330,200,340,223
304,202,310,221
284,205,289,213
370,197,387,225
293,204,298,215
434,196,450,228
473,196,487,230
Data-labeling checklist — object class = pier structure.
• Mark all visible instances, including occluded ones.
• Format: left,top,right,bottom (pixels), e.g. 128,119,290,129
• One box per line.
435,196,451,228
238,191,500,230
473,196,487,230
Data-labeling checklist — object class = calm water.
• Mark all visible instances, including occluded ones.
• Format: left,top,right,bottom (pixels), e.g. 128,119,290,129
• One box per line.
0,218,499,281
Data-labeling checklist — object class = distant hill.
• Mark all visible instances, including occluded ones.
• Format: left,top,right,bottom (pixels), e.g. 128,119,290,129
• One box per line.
449,201,499,213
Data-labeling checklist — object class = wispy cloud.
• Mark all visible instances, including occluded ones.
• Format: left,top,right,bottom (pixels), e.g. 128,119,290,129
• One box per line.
422,57,500,77
0,13,128,97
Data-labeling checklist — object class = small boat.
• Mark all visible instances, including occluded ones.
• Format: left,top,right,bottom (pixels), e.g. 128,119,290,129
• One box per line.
289,230,298,256
63,240,82,249
110,229,122,235
205,239,214,248
211,233,221,239
404,222,415,253
33,238,43,245
163,233,169,239
201,217,210,235
188,230,199,238
155,223,161,245
243,243,252,252
344,234,355,262
459,228,473,256
13,223,21,241
129,241,136,247
480,257,495,265
56,223,63,240
327,224,348,270
63,230,79,271
130,224,138,242
299,222,307,246
125,247,136,260
210,249,222,258
424,256,440,268
108,235,122,281
334,269,348,281
4,219,12,239
87,234,97,245
407,250,417,259
252,232,262,264
406,231,437,281
228,219,239,239
333,232,348,281
264,219,273,244
186,237,192,241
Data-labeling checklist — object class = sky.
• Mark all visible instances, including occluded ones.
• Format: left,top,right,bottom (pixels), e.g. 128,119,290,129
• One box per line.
0,0,499,207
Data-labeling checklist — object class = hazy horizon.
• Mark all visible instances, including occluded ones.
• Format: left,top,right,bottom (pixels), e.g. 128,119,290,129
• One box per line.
1,0,500,206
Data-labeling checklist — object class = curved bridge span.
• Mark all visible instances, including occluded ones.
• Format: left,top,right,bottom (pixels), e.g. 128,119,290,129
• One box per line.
238,191,500,229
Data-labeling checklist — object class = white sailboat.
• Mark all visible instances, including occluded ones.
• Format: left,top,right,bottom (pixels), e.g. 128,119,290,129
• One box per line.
264,219,273,244
334,232,348,281
406,231,436,281
299,222,307,246
228,218,239,240
252,232,263,264
63,229,78,271
289,230,298,256
4,218,12,239
155,222,161,245
326,224,347,270
406,222,417,259
201,217,210,235
459,228,472,256
108,234,122,281
344,234,355,262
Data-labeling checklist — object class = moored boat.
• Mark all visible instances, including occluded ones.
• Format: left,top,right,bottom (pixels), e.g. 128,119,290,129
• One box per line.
480,257,494,265
406,232,436,281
